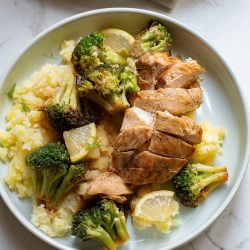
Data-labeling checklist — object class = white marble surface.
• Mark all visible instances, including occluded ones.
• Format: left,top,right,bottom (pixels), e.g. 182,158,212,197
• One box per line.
0,0,250,249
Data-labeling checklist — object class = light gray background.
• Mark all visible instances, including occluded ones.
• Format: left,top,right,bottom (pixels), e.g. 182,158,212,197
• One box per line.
1,0,250,249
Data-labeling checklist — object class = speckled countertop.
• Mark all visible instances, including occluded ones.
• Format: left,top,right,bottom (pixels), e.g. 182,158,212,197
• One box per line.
1,0,250,249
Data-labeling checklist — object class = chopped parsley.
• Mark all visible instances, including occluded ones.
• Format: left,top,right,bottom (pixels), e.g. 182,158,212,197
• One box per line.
21,102,30,113
7,83,16,99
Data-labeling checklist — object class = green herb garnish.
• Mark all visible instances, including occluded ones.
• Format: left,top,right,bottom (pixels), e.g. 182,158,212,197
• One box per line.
21,102,30,113
7,83,16,99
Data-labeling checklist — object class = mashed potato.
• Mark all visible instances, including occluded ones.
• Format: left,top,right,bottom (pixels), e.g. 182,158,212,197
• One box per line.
0,63,85,236
60,40,76,63
31,192,83,237
0,64,73,197
192,121,225,164
0,59,115,236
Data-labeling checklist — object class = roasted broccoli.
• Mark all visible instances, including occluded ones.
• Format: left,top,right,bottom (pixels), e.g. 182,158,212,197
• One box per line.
25,142,86,210
43,75,98,132
77,64,139,114
172,163,228,208
71,32,127,75
131,20,172,58
71,32,104,75
72,199,129,250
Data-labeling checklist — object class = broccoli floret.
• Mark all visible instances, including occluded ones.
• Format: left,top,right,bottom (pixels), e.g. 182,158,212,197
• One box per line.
72,199,129,250
77,64,139,114
43,75,98,132
172,163,228,208
131,20,172,58
71,31,130,75
25,142,86,210
71,32,104,75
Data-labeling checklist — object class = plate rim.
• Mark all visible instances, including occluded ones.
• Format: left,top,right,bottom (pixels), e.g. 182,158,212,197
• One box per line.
0,7,249,250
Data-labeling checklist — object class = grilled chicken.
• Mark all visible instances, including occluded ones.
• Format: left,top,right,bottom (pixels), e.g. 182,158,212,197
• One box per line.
131,87,202,115
117,168,179,185
158,59,205,88
115,151,187,185
148,130,194,159
111,151,135,172
110,54,204,185
115,107,154,151
136,52,180,90
120,107,154,131
114,126,152,151
155,111,202,144
87,172,132,198
135,52,204,90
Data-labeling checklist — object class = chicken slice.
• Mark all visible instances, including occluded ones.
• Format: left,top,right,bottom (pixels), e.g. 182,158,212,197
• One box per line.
136,52,180,90
115,107,155,151
137,77,155,90
133,151,187,171
87,172,132,197
120,107,154,132
148,130,194,159
116,151,187,185
155,111,202,144
111,151,135,172
158,59,205,88
114,126,152,151
131,87,202,115
118,168,180,185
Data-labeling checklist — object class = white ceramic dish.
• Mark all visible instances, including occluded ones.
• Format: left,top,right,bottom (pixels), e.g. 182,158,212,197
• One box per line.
0,8,249,250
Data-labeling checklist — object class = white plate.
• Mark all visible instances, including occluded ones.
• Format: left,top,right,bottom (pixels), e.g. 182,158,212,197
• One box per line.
0,8,249,250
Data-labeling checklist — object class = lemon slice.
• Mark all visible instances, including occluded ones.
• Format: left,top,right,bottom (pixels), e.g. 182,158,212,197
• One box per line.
134,190,179,222
63,123,97,163
101,28,135,55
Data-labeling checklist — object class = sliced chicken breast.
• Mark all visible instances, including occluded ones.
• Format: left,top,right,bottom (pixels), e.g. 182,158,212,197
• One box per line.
136,52,180,90
155,111,202,144
131,87,202,115
111,151,135,172
137,77,155,90
87,172,132,197
148,131,194,159
120,107,154,132
117,151,187,185
118,168,179,185
158,59,205,88
114,126,152,151
133,151,187,171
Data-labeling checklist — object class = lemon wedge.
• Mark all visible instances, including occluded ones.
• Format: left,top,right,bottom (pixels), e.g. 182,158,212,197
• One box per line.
101,28,135,55
63,123,97,163
134,190,179,222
